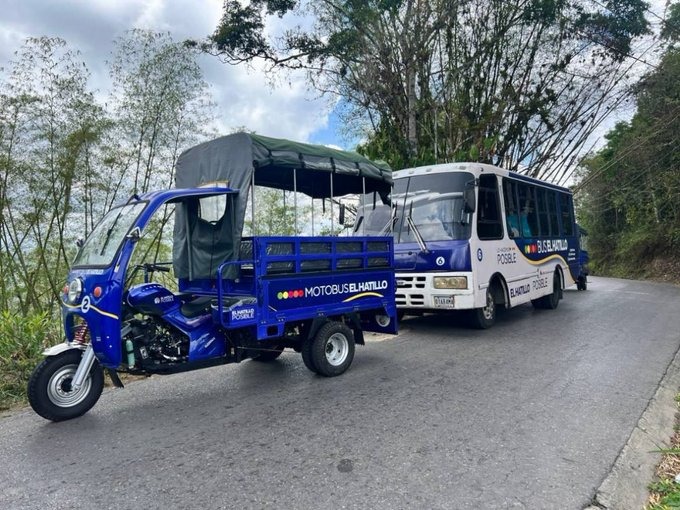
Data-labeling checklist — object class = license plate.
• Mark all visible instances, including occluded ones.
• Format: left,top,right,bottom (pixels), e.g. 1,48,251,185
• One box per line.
433,295,455,308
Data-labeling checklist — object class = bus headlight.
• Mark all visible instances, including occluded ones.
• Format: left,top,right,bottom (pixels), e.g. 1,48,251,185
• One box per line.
67,278,83,304
433,276,467,289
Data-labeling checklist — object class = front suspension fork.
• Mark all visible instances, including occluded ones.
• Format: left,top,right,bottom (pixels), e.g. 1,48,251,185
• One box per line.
71,344,96,391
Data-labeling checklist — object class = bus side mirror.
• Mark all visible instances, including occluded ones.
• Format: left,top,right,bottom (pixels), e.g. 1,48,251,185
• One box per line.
463,188,476,213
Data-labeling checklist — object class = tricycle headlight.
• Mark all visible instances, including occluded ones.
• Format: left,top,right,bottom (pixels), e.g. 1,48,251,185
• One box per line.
67,278,83,304
433,276,467,289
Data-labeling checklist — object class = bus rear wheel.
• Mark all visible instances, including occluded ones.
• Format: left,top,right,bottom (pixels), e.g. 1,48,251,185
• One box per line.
577,276,587,291
469,288,496,329
532,273,561,310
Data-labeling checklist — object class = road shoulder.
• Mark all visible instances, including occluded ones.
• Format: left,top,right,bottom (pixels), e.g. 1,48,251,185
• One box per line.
586,344,680,509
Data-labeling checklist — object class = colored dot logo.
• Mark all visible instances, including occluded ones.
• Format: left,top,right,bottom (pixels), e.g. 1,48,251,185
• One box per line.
277,289,304,299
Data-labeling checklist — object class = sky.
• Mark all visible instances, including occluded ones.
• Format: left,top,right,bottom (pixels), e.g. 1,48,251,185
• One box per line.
0,0,344,148
0,0,673,156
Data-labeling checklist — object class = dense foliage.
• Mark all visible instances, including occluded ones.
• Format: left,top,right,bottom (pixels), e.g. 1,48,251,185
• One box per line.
0,311,60,409
576,4,680,279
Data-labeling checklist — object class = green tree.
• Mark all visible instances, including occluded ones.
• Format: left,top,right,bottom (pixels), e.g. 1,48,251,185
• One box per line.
245,188,313,235
0,32,218,316
576,3,680,276
200,0,649,180
0,37,106,314
108,29,216,199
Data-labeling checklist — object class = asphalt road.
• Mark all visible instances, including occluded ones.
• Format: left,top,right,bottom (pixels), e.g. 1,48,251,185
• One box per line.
2,276,680,510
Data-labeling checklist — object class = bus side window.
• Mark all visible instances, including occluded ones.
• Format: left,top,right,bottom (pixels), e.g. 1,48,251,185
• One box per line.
477,174,503,240
536,188,550,237
559,194,575,236
503,179,519,238
517,183,538,237
546,191,559,236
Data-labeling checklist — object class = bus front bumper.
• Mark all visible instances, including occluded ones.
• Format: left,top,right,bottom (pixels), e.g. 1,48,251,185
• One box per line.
395,273,475,311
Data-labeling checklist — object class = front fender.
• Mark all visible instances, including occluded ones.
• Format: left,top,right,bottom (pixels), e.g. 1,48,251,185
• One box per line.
42,342,87,357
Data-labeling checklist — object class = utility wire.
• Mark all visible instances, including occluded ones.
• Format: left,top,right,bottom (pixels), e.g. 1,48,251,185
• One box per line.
572,110,680,194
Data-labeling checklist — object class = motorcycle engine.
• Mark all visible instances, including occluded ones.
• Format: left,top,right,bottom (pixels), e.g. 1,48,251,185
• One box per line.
125,318,189,368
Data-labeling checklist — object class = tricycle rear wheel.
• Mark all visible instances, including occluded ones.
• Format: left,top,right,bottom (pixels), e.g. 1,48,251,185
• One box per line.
307,321,355,377
301,339,318,373
28,349,104,422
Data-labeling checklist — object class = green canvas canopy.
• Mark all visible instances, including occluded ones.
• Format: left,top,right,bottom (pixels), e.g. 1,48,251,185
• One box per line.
174,132,392,197
172,132,392,280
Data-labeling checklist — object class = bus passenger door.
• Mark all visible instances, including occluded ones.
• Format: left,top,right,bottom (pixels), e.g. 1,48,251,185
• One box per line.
474,174,506,308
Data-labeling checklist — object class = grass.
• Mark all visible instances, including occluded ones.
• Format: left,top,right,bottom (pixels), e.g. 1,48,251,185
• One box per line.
647,395,680,509
0,311,60,411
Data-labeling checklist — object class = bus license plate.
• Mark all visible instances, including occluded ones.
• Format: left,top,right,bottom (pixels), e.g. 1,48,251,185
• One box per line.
433,295,455,308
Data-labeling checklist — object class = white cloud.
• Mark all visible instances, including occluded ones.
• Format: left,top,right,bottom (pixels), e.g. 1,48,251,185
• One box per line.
1,0,670,154
0,0,332,144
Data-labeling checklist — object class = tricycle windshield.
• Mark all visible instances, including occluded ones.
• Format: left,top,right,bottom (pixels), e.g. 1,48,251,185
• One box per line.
73,202,147,267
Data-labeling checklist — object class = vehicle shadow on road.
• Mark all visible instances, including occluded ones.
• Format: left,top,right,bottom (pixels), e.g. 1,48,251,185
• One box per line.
398,305,525,332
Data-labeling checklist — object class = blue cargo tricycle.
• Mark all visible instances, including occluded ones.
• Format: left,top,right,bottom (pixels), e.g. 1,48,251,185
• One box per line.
28,133,397,421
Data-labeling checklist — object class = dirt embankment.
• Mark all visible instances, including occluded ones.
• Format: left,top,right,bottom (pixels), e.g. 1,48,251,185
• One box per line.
594,255,680,287
645,257,680,286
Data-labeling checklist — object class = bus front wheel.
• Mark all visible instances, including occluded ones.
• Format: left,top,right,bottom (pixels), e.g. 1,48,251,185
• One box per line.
469,288,496,329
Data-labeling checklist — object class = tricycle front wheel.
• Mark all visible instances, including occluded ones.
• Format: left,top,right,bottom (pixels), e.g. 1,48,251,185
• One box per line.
306,322,355,377
28,349,104,422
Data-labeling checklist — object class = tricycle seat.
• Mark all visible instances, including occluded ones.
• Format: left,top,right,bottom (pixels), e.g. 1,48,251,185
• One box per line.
212,295,257,309
180,296,213,319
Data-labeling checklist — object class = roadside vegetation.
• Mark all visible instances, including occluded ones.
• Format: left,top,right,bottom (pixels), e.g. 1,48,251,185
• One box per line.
0,312,59,411
647,396,680,509
576,3,680,285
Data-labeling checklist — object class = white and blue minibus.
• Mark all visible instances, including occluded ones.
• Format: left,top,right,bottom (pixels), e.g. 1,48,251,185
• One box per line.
354,163,580,328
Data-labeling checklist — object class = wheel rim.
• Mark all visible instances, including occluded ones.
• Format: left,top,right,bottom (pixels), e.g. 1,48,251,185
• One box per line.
47,364,91,408
325,333,349,367
482,291,495,320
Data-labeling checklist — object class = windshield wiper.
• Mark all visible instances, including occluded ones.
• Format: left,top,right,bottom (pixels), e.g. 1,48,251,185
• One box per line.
379,215,398,236
406,202,429,254
378,202,399,236
98,195,140,256
99,209,125,257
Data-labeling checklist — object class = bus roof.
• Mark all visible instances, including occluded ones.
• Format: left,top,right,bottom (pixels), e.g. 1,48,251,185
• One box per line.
392,162,571,194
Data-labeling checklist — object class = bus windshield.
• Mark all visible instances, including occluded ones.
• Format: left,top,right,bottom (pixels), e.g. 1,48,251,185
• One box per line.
355,172,473,242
